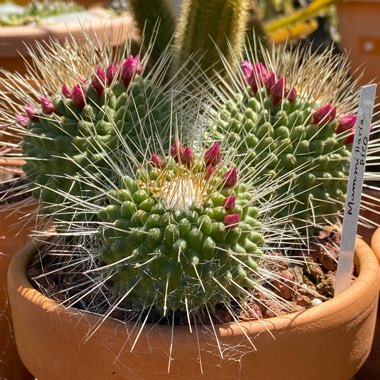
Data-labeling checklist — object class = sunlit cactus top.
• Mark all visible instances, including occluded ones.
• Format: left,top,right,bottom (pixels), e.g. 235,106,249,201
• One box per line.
208,49,359,228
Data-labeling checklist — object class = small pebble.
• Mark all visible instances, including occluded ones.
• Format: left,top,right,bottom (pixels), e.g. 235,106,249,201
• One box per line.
311,298,323,306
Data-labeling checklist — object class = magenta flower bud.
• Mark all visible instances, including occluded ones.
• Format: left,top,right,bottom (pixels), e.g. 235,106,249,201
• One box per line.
264,71,277,90
92,66,106,97
223,213,240,228
222,196,236,211
71,84,86,108
16,114,29,127
106,63,119,83
204,165,215,178
241,60,253,83
252,63,268,81
151,153,164,168
181,146,194,167
249,63,269,92
205,141,221,167
78,76,88,85
222,167,238,188
270,77,286,104
62,85,72,99
170,140,184,161
121,55,142,88
336,114,357,144
24,104,38,120
40,96,55,114
336,114,357,134
312,104,337,125
286,86,297,102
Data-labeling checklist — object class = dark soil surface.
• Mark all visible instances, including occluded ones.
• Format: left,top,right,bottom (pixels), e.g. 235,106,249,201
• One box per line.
28,228,353,326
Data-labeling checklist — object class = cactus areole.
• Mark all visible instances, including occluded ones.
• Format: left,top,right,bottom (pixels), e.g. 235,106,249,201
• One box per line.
210,60,355,225
98,144,264,315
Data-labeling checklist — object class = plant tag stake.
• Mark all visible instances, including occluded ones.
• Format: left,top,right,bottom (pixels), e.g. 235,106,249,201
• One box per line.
334,84,377,297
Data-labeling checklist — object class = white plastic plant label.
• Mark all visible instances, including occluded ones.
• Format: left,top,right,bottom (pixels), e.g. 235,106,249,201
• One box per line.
334,84,377,297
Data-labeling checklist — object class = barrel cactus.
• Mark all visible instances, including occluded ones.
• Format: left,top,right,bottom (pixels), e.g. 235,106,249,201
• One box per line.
207,47,359,227
19,56,173,218
98,141,265,314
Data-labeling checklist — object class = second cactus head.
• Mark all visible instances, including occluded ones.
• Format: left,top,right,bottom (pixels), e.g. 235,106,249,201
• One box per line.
208,46,359,228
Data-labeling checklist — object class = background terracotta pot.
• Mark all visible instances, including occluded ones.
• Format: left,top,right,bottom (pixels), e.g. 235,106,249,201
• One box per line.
0,196,38,379
12,0,106,7
337,0,380,100
0,10,137,74
7,237,380,380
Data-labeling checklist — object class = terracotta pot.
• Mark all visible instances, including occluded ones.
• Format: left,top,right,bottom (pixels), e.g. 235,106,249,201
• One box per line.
355,227,380,380
7,237,380,380
337,1,380,101
12,0,106,7
0,10,137,74
0,199,38,379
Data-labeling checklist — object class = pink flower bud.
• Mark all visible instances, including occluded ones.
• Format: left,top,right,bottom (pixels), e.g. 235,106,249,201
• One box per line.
40,96,55,114
222,196,236,210
241,61,253,83
223,213,240,228
62,85,72,99
78,76,88,85
312,104,336,125
205,141,221,167
170,140,184,161
249,63,269,93
16,114,29,127
121,55,142,88
92,66,106,97
71,84,86,108
264,71,277,90
336,114,357,134
336,114,357,144
24,104,38,120
286,86,297,102
181,146,194,167
106,63,119,83
204,165,215,178
270,77,286,105
223,167,238,188
151,153,164,168
252,63,268,81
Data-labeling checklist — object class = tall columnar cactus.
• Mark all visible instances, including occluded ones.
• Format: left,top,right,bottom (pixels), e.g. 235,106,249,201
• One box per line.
128,0,176,65
208,50,357,227
98,141,264,313
19,56,172,217
173,0,251,79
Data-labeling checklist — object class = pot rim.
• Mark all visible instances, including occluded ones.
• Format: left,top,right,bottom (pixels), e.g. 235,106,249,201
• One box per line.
0,12,136,58
8,235,380,339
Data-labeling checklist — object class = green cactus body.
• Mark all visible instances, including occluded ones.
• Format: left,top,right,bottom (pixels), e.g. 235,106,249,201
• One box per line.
129,0,176,64
98,144,264,314
173,0,250,79
209,62,352,225
21,58,172,217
